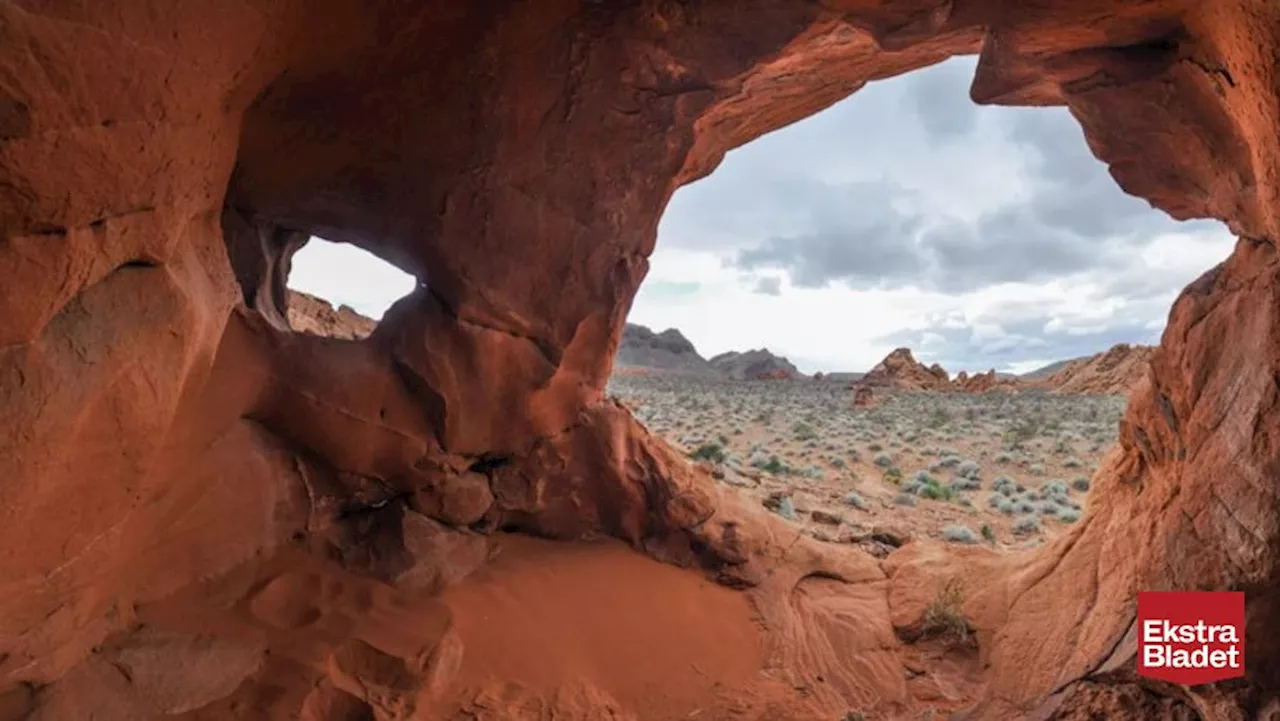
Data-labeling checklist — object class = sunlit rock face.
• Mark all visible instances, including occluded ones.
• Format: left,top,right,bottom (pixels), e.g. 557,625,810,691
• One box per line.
2,1,1280,718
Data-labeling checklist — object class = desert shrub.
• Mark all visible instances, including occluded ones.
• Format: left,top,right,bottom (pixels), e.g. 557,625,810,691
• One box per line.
998,498,1015,515
981,523,996,544
868,442,883,452
1072,476,1091,493
994,452,1013,464
987,493,1003,508
1028,462,1046,476
689,442,726,463
919,579,972,644
754,455,792,475
934,455,962,469
804,465,824,479
893,493,918,507
1042,479,1069,497
873,452,893,468
942,525,978,544
1063,456,1084,468
956,459,981,480
792,421,817,441
951,477,981,492
1058,507,1082,523
992,476,1016,496
844,492,868,510
1039,502,1059,516
774,496,798,520
1016,499,1036,514
1003,417,1040,448
830,458,847,469
918,482,955,502
1013,515,1041,535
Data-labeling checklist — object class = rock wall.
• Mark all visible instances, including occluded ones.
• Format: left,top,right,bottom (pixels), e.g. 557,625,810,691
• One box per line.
3,1,1280,719
286,289,376,341
1038,342,1157,395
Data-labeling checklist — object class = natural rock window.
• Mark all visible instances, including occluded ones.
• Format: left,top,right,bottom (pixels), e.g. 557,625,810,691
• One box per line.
609,55,1237,567
285,236,416,340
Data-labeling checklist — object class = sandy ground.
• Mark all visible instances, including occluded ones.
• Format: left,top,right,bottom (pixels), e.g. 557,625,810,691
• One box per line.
607,372,1126,553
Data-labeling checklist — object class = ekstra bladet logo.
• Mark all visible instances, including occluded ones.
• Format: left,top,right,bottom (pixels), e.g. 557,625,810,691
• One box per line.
1137,591,1245,685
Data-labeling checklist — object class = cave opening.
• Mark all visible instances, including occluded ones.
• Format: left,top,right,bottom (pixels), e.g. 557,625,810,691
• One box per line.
608,55,1235,551
284,236,417,339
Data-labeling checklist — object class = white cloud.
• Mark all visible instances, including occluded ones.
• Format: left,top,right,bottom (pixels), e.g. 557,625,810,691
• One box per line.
288,238,417,319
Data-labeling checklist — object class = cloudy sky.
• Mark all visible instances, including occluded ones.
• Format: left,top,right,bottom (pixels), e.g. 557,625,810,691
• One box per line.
290,56,1235,375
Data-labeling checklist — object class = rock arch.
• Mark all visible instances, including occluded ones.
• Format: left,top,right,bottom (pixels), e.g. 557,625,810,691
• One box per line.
2,1,1278,718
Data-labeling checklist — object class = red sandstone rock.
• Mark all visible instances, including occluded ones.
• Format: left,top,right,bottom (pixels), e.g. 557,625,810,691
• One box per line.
854,348,1013,395
1036,342,1156,395
857,348,954,391
287,289,376,341
3,2,1280,719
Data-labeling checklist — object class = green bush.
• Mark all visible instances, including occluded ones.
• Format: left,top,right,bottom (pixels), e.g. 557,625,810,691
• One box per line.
689,443,726,464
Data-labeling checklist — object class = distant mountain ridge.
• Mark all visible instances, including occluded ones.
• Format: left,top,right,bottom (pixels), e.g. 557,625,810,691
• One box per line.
613,322,1153,394
615,324,715,374
615,324,802,379
708,349,801,380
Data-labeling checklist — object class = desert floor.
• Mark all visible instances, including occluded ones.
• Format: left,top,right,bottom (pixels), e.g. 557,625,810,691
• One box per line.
607,372,1126,554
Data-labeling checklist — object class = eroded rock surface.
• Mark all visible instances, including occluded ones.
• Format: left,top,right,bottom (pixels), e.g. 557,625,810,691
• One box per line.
3,1,1280,719
1037,342,1157,395
287,289,377,341
854,347,1013,394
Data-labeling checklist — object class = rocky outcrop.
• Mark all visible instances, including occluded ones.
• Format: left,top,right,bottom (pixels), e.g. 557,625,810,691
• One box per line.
710,349,802,380
5,1,1280,719
286,289,376,340
855,348,1011,394
615,323,714,374
859,348,953,390
1037,343,1156,395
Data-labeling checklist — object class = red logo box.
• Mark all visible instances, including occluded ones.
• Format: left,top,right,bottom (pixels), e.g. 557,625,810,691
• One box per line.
1137,591,1245,685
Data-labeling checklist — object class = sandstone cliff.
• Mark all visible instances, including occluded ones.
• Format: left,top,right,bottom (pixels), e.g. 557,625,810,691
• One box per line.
4,2,1280,719
1037,343,1156,395
286,289,376,340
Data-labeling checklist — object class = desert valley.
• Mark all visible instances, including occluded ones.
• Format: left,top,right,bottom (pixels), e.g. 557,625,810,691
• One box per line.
611,328,1146,554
